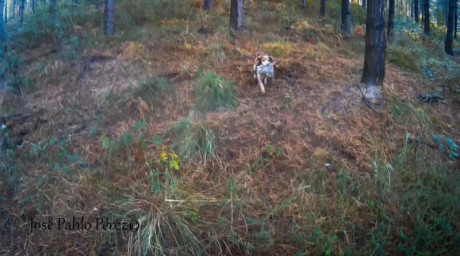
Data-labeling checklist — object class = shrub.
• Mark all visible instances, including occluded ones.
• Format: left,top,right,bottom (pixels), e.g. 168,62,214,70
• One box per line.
262,41,293,58
387,46,421,73
194,71,238,112
169,119,215,161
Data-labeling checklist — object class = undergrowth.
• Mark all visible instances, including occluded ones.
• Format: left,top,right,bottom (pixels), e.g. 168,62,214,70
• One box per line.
169,118,215,161
194,71,238,112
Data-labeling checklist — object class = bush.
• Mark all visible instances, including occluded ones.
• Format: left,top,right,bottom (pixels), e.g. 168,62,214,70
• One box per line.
169,119,215,161
117,0,197,28
262,41,293,58
194,71,238,112
388,46,421,73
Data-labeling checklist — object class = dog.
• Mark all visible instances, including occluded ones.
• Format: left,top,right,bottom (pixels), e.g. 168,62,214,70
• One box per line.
253,55,275,94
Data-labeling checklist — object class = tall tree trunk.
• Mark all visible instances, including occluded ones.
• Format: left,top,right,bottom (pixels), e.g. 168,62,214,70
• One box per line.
320,0,326,18
388,0,395,42
104,0,115,35
73,0,78,7
203,0,211,10
341,0,352,38
410,0,415,20
423,0,429,35
362,0,386,102
414,0,419,23
4,0,7,26
445,0,455,55
18,0,24,27
363,0,366,9
230,0,243,30
0,0,4,59
301,0,307,13
32,0,35,13
454,0,458,39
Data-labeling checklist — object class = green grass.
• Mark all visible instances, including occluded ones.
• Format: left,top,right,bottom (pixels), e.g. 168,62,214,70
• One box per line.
194,71,238,112
169,119,215,161
133,76,172,106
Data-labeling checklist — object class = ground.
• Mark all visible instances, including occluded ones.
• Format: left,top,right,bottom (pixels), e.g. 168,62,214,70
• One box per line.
1,2,460,255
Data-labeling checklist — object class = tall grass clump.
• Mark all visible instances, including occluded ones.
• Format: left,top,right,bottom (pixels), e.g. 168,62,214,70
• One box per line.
169,119,215,161
194,71,238,112
133,77,172,107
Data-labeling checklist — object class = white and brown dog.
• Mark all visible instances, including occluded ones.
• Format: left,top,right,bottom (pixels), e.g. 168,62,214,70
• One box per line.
253,55,275,94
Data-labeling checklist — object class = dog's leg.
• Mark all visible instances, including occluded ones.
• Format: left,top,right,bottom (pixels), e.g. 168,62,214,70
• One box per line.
263,76,267,85
253,65,257,79
257,74,265,94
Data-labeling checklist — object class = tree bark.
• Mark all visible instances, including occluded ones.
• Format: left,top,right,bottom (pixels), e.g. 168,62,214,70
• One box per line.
320,0,326,17
230,0,243,30
18,0,24,27
362,0,386,101
104,0,115,36
341,0,352,38
454,0,458,39
0,0,4,58
388,0,395,42
445,0,455,55
423,0,429,35
203,0,211,10
414,0,419,23
363,0,366,9
4,0,7,26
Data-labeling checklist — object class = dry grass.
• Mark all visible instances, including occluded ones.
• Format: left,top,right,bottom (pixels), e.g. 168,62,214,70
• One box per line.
1,1,460,255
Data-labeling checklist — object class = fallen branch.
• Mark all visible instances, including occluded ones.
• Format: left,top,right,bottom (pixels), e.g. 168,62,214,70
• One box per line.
354,84,379,114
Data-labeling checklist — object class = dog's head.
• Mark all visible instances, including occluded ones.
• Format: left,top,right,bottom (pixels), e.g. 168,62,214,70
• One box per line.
255,55,274,66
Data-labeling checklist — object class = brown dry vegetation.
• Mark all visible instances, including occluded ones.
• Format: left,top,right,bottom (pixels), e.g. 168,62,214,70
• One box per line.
1,0,460,255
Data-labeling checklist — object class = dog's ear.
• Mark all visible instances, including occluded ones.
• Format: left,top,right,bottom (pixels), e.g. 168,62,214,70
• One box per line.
255,56,262,65
269,56,275,63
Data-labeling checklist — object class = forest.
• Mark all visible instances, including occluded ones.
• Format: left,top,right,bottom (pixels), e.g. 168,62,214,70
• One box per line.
0,0,459,255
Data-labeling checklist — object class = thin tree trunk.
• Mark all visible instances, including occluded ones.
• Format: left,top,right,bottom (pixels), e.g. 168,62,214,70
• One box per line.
414,0,419,23
362,0,386,102
0,0,4,59
363,0,366,9
454,0,458,39
32,0,35,13
18,0,24,27
388,0,395,42
320,0,326,17
410,0,415,20
301,0,307,14
445,0,455,55
423,0,429,35
203,0,211,10
4,0,7,26
230,0,243,30
341,0,352,38
104,0,115,35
